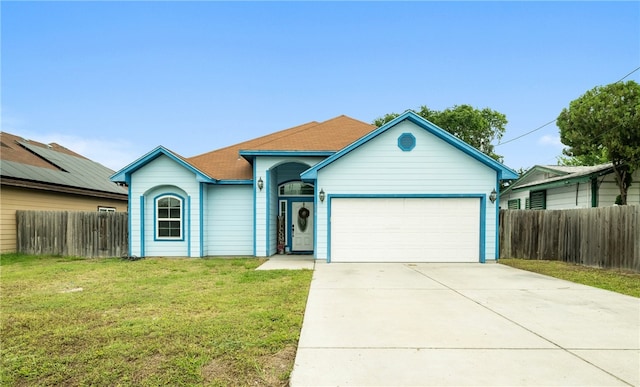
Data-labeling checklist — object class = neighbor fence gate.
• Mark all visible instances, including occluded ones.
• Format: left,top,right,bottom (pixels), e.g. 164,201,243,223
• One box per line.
499,206,640,272
16,210,128,258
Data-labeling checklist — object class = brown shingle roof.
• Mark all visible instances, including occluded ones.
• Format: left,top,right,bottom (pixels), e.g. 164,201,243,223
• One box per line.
187,115,376,180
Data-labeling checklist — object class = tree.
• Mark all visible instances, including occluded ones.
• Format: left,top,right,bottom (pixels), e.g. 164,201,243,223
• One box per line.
556,147,609,166
557,80,640,205
373,105,507,161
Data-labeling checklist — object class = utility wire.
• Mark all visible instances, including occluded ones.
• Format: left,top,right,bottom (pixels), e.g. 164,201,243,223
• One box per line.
615,65,640,83
495,65,640,147
497,119,556,146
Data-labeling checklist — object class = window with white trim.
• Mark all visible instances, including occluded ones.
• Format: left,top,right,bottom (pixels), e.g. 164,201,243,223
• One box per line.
156,195,182,239
98,206,116,212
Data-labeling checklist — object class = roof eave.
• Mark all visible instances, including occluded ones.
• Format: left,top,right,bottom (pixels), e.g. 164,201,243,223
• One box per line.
509,165,615,192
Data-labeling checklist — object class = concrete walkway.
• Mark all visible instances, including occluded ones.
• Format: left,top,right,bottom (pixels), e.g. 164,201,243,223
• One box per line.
255,255,315,270
290,262,640,386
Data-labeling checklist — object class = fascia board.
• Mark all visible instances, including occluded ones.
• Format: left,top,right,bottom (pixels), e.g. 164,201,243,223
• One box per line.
512,175,594,191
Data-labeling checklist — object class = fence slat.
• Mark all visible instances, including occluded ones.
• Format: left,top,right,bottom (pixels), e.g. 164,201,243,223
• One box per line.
500,207,640,272
16,210,128,258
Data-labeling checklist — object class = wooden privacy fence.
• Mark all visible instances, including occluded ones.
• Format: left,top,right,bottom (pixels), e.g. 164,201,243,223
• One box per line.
16,211,128,258
500,206,640,272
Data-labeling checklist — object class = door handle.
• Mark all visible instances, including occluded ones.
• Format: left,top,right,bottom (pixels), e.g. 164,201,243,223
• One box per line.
291,224,295,237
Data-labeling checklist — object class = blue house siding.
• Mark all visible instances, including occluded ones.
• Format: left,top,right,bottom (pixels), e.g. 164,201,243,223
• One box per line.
205,185,253,256
313,120,499,261
113,113,517,261
129,154,202,257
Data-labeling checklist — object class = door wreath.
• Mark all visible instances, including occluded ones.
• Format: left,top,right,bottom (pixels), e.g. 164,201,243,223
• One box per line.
297,205,310,232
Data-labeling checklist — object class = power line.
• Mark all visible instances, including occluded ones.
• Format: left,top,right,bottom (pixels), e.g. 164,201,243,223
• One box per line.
496,66,640,147
497,119,556,146
615,65,640,83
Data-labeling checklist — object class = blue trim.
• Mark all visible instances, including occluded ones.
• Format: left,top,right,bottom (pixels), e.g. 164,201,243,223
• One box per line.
265,172,270,256
152,193,186,242
313,190,318,259
199,184,205,257
216,179,253,185
301,111,519,182
239,150,334,162
327,197,332,263
286,198,314,253
479,195,486,263
494,175,500,261
110,146,215,184
252,163,257,256
397,132,416,151
139,195,144,257
187,196,191,256
127,186,132,256
326,193,487,263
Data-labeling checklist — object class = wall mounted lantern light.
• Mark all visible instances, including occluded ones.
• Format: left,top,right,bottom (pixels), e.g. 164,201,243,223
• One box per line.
257,177,264,191
489,188,497,203
319,189,325,203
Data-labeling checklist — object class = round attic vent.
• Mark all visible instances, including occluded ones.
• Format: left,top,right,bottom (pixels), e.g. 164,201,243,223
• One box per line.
397,133,416,151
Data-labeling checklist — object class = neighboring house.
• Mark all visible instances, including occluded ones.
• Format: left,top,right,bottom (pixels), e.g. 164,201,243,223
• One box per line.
111,111,518,263
500,163,640,210
0,132,129,253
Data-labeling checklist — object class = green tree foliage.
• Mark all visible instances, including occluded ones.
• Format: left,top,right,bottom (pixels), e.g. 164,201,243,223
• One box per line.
556,147,609,166
557,80,640,205
373,105,507,161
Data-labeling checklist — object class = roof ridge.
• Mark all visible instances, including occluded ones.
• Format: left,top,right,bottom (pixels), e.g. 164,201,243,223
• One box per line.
188,121,320,160
238,115,373,151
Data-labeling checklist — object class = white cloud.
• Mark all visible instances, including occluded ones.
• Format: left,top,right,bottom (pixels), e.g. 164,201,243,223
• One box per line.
538,134,563,148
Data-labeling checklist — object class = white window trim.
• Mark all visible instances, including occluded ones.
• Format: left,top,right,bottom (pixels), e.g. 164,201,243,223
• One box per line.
155,194,183,240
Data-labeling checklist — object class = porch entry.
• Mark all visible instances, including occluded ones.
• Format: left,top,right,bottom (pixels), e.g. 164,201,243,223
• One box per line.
278,181,314,254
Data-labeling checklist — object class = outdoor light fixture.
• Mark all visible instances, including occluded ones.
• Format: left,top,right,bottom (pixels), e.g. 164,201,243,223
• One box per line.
319,189,325,203
489,188,497,203
257,177,264,191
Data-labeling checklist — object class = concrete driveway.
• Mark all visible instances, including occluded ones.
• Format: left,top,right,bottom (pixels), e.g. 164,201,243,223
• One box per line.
290,262,639,386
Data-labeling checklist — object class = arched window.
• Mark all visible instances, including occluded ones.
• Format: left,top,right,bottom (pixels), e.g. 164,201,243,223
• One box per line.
156,195,183,239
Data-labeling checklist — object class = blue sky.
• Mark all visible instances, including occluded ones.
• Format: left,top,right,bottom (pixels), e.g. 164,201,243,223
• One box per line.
2,1,639,172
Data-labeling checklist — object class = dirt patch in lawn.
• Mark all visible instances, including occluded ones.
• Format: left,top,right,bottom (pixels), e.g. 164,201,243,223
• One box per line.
259,345,297,386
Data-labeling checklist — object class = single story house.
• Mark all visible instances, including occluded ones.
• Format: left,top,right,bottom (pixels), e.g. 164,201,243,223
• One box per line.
500,163,640,210
0,131,128,253
111,111,518,262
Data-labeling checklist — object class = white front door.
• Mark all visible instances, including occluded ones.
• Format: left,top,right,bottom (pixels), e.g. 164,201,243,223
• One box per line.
291,201,313,252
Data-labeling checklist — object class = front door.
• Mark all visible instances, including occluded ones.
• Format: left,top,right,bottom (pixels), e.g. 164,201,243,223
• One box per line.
291,201,313,252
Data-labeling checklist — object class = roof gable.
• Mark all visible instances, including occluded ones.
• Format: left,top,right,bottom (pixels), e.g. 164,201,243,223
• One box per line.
110,146,214,184
301,111,519,181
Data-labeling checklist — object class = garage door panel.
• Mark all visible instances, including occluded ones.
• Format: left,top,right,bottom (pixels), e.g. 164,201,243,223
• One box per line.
330,198,479,262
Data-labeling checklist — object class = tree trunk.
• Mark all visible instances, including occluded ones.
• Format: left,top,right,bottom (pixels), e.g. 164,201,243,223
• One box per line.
612,160,630,205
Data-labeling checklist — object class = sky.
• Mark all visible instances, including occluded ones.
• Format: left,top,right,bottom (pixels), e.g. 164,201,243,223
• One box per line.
2,1,639,173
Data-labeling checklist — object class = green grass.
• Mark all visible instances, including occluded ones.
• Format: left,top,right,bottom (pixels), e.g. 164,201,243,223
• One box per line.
500,258,640,297
0,253,313,386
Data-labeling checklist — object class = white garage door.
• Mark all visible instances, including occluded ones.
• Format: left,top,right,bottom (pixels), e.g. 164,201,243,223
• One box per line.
330,198,480,262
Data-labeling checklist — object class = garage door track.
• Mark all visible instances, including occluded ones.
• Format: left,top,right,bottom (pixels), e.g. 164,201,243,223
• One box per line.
290,262,639,386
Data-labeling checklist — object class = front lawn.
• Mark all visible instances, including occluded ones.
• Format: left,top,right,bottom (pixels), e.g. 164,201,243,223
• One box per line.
0,254,313,386
500,258,640,297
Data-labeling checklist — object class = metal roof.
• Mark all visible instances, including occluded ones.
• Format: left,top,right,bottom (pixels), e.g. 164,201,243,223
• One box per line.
1,137,127,196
